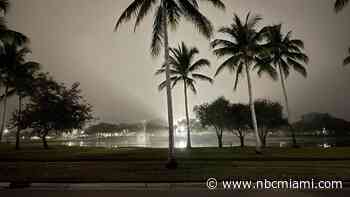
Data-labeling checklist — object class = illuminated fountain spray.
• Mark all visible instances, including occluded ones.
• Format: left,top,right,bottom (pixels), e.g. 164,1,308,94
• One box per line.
137,120,147,147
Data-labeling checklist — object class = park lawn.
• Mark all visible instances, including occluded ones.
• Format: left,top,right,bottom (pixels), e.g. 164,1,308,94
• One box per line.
0,144,350,182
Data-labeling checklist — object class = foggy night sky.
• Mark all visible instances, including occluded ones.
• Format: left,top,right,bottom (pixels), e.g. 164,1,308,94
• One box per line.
5,0,350,123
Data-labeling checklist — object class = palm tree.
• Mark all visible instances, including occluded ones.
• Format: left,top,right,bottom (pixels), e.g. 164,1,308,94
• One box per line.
14,60,40,150
156,42,212,149
0,33,29,142
263,24,309,147
211,13,277,153
114,0,225,167
335,0,349,12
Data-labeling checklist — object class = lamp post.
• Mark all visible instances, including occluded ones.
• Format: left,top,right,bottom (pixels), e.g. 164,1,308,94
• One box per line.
3,128,9,143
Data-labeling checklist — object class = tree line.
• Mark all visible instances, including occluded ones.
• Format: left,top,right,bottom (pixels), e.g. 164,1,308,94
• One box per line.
0,0,93,149
194,97,287,149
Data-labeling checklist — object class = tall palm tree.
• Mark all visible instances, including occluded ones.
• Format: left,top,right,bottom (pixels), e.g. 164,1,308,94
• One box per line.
211,13,277,153
14,60,40,150
114,0,225,167
0,34,29,142
335,0,349,12
344,48,350,66
264,24,309,147
156,42,212,149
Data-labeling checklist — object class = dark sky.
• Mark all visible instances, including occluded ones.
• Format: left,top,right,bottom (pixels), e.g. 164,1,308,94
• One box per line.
5,0,350,123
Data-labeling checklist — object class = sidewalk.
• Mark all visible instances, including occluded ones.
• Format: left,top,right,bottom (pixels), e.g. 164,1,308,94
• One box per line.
1,181,349,191
0,182,207,190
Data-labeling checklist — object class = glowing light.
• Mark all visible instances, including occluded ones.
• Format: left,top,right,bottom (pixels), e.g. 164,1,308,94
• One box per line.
3,128,9,134
30,136,40,140
321,143,331,149
177,140,186,149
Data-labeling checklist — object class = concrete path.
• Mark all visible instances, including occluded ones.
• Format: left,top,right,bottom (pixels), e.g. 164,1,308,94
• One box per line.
0,182,349,197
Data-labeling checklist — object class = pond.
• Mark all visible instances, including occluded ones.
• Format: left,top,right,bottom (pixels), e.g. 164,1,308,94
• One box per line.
61,130,350,148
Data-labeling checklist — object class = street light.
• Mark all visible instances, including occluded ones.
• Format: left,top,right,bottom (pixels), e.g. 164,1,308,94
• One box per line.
3,128,9,143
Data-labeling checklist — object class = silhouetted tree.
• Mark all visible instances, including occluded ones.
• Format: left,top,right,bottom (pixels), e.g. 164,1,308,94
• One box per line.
335,0,349,12
156,42,213,149
0,0,9,30
10,73,93,149
254,99,288,147
263,24,308,147
114,0,225,168
12,60,40,150
225,103,250,148
0,33,29,142
194,97,229,148
211,13,277,153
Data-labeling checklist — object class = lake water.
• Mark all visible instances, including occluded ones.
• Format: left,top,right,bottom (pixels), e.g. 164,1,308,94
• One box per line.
61,130,350,148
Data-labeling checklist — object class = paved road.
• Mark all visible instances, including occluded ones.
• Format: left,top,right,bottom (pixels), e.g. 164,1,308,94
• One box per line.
0,183,349,197
0,189,349,197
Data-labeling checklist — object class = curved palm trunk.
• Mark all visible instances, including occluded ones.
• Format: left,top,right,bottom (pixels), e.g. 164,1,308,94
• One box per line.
0,86,9,142
162,3,176,168
245,64,262,153
183,82,191,149
15,96,22,150
278,64,297,147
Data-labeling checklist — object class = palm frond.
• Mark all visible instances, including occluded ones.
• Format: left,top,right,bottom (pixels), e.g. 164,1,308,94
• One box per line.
192,73,213,83
134,0,157,31
155,68,179,75
214,55,242,76
171,76,182,88
213,47,239,57
280,59,290,78
286,58,307,77
210,39,236,49
246,13,262,29
115,0,146,31
158,76,178,91
287,52,309,64
189,58,210,71
0,30,29,47
166,0,182,30
343,56,350,66
255,63,278,81
335,0,349,12
151,5,164,57
289,39,305,49
200,0,226,9
178,0,213,38
187,80,197,94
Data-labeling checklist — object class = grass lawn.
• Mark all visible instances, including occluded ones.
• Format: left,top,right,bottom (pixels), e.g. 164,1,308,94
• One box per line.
1,143,350,182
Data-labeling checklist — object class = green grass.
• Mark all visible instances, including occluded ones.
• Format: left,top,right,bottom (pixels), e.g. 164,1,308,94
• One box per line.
1,143,350,182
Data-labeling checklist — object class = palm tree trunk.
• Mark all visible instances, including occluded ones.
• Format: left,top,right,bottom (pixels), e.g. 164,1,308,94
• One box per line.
42,132,49,149
278,64,297,147
0,86,9,142
162,2,177,168
184,82,191,149
245,64,262,153
15,96,22,150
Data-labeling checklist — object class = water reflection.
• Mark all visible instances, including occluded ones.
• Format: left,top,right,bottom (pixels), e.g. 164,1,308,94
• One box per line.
61,130,349,148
